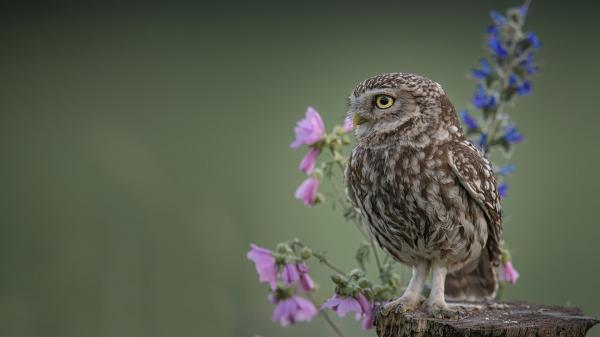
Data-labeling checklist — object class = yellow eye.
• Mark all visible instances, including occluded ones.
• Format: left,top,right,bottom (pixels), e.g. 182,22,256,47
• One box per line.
375,95,395,109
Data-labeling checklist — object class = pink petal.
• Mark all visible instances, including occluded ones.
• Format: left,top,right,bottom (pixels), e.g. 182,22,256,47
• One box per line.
336,297,362,318
357,293,374,330
322,294,343,310
343,116,354,132
299,273,314,292
294,177,320,206
292,296,318,322
282,263,300,286
299,148,320,174
247,244,278,290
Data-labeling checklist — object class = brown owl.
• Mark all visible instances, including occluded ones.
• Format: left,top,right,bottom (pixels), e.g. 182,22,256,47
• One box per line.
344,73,502,318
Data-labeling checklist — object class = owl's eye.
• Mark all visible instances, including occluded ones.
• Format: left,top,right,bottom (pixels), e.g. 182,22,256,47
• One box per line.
375,95,395,109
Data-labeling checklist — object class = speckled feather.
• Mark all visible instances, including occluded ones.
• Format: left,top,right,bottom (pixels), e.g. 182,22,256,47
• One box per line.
345,73,502,301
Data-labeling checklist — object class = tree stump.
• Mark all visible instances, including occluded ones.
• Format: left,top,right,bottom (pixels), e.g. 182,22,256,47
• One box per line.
374,301,598,337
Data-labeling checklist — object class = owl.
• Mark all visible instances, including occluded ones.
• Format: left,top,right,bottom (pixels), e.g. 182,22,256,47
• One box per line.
344,73,502,318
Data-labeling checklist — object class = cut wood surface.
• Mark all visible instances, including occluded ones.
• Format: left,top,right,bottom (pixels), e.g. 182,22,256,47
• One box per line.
374,301,598,337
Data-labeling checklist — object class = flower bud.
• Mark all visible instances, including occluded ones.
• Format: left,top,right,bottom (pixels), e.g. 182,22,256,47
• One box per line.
330,274,346,286
276,243,292,255
349,268,364,279
300,247,312,259
358,278,371,289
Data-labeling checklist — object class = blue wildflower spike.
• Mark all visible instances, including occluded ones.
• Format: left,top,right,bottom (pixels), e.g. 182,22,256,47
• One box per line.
498,182,508,199
517,80,532,96
526,32,542,49
472,85,497,110
477,133,488,150
488,35,508,58
503,126,524,143
471,59,492,80
490,11,507,26
459,110,479,129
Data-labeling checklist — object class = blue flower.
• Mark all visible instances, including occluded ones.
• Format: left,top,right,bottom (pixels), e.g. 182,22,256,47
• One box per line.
486,24,499,36
471,58,492,80
521,52,538,74
526,32,542,49
519,4,529,17
517,80,532,96
472,85,497,110
459,110,479,129
488,35,508,58
490,11,507,26
498,182,508,199
497,164,516,176
477,133,488,150
509,74,532,96
503,125,524,143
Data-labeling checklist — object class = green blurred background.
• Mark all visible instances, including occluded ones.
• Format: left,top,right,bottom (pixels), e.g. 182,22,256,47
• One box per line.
1,1,599,336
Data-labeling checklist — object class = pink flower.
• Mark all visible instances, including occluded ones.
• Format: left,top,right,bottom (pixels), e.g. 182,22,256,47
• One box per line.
499,260,520,285
247,244,278,290
322,293,374,330
294,177,320,206
290,107,325,148
281,263,300,286
272,295,318,326
343,116,354,132
297,262,315,292
299,148,320,174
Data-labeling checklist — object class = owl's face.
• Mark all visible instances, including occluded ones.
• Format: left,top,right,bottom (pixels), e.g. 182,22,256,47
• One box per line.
348,87,421,143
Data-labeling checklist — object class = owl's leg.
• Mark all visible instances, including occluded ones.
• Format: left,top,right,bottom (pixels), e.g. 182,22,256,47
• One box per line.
382,261,429,315
427,262,464,318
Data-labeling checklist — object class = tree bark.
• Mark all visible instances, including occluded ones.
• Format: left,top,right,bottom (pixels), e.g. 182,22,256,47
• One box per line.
374,301,598,337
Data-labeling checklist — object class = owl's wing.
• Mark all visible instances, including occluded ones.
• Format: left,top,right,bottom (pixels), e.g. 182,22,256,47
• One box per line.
447,141,502,265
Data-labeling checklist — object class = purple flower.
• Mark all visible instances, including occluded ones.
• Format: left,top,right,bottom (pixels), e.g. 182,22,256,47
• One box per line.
488,35,508,58
503,125,524,143
471,58,492,80
343,116,354,132
322,293,374,330
498,182,508,199
294,177,320,206
272,295,318,326
299,148,320,174
297,262,315,292
499,261,520,285
247,244,278,290
490,10,507,26
290,107,325,149
459,110,479,130
497,164,516,176
472,85,497,110
526,32,542,50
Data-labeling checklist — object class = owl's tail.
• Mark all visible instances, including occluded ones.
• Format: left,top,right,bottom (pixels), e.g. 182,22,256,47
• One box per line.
444,250,498,301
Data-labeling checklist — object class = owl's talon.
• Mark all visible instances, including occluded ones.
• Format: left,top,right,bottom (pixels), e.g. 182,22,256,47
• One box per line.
428,302,465,319
382,296,423,316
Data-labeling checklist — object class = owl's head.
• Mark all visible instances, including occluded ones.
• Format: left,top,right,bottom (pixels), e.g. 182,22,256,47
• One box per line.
348,73,457,146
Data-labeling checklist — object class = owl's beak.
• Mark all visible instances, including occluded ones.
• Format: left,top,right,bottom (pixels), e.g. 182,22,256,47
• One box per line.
353,113,368,126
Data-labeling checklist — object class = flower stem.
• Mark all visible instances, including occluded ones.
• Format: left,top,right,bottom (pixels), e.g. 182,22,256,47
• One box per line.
312,251,347,275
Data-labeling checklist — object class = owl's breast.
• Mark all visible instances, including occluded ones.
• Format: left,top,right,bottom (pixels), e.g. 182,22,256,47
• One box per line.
346,144,486,267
